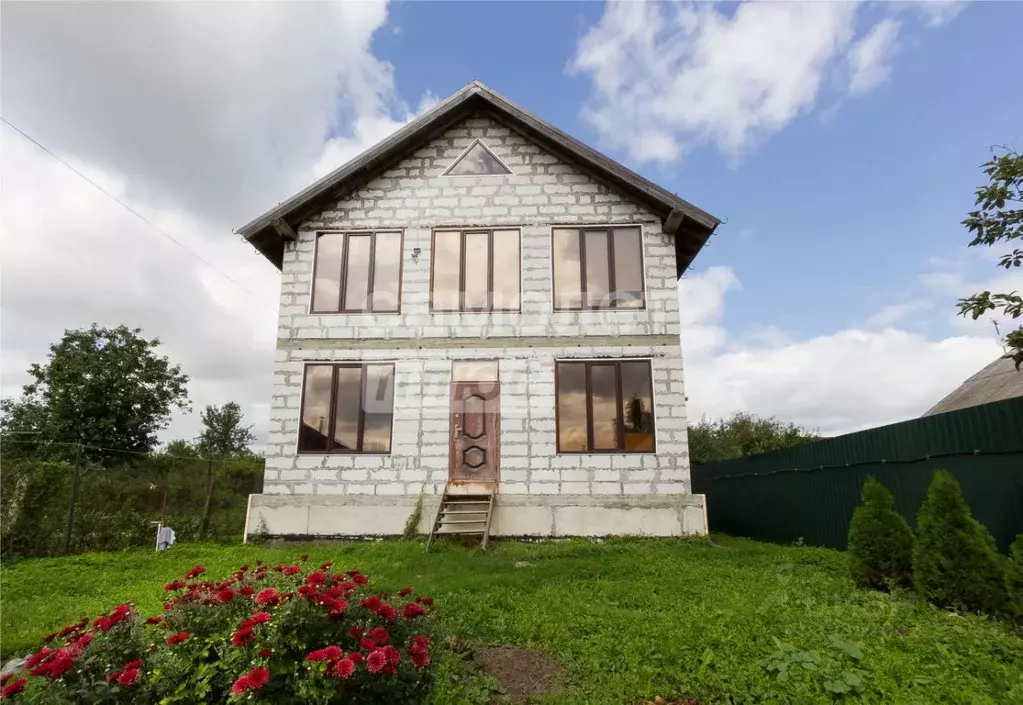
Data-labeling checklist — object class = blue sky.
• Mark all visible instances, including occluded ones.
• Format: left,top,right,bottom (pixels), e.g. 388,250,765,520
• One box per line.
2,1,1020,440
373,1,1022,342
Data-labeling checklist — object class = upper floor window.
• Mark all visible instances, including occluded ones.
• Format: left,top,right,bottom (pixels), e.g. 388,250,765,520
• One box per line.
552,226,644,310
312,231,402,313
443,140,512,176
299,363,395,453
431,229,521,312
555,359,655,453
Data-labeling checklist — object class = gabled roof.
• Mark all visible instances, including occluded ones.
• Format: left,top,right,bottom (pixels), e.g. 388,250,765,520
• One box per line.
922,356,1023,416
236,80,720,276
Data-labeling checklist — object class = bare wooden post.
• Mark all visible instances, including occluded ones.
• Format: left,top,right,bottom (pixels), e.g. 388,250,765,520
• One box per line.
199,458,214,538
63,443,81,555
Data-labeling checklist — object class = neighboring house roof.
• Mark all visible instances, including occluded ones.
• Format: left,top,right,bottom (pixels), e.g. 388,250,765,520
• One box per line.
922,356,1023,416
236,80,720,277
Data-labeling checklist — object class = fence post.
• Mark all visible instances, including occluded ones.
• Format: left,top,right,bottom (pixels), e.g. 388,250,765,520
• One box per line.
199,458,214,538
63,443,81,555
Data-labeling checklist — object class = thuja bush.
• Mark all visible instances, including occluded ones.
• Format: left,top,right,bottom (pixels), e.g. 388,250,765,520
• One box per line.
847,476,915,590
914,470,1008,615
1008,535,1023,621
0,557,437,703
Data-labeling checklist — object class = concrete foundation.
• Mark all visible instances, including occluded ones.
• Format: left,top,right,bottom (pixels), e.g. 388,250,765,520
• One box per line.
245,493,707,539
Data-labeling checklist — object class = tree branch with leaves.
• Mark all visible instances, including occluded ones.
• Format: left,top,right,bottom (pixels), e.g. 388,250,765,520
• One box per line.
957,147,1022,368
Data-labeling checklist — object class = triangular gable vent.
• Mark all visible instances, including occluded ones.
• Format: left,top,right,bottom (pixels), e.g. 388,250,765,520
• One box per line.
443,139,512,176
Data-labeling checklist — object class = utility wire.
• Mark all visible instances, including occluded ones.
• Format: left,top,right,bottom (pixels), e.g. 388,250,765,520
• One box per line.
1,117,279,313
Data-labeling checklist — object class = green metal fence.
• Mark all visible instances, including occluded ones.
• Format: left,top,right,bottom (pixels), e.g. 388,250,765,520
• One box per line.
691,397,1023,551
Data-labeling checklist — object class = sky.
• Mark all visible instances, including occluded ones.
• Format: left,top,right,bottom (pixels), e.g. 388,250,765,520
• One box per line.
1,0,1021,448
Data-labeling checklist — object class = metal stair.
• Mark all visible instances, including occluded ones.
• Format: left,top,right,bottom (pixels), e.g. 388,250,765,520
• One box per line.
426,487,496,551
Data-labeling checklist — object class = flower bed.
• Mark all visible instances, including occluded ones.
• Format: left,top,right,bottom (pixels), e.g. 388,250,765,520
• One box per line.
1,556,436,703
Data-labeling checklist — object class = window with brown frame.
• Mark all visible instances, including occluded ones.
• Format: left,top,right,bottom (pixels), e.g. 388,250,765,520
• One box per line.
430,229,520,311
312,231,402,313
552,226,644,310
555,360,655,453
298,363,395,453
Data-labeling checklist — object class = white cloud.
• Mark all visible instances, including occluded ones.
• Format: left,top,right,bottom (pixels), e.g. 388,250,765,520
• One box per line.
0,1,415,227
915,0,966,27
865,298,932,328
0,2,427,449
679,267,1005,435
847,19,901,95
570,1,954,163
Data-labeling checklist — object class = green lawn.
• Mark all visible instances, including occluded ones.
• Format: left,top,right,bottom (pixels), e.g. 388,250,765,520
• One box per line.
2,537,1021,704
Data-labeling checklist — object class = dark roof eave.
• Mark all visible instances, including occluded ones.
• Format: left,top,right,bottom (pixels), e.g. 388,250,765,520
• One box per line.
236,81,722,271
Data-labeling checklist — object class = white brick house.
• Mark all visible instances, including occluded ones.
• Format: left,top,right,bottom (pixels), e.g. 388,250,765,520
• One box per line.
237,82,720,540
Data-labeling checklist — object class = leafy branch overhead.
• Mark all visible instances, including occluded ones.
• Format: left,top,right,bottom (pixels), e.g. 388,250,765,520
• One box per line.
957,147,1023,368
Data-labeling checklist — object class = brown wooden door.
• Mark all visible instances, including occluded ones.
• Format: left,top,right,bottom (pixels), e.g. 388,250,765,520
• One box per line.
449,381,500,486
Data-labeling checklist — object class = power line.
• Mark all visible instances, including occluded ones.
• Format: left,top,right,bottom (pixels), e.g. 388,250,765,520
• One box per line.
1,117,278,313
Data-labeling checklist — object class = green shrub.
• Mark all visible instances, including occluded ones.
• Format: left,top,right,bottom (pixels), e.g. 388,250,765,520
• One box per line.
7,558,438,703
1007,534,1023,620
913,470,1007,614
847,476,914,589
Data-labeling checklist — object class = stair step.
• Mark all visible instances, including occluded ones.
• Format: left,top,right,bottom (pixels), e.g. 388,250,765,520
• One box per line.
443,500,490,505
440,518,487,524
436,527,485,535
442,508,489,513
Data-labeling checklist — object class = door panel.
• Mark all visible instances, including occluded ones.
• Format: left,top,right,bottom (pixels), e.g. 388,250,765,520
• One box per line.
449,381,500,486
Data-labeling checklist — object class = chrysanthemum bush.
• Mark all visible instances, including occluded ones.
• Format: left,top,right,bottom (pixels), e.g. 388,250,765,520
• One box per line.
1,556,437,703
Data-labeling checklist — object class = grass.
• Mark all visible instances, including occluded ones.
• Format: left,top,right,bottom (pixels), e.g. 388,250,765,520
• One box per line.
2,536,1021,703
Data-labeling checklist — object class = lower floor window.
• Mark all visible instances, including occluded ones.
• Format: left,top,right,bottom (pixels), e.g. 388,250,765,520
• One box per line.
299,363,395,453
556,360,655,453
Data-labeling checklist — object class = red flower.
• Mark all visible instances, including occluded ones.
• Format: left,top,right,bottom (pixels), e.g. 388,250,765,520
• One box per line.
183,565,205,580
247,611,272,626
258,648,272,658
319,561,333,570
124,660,143,670
331,658,356,679
256,559,264,566
349,652,363,664
43,654,74,679
217,588,236,603
166,632,189,646
306,572,327,584
0,675,11,687
352,574,368,585
378,604,397,621
410,650,430,669
231,666,270,694
163,580,185,592
368,627,389,646
76,633,94,649
144,616,163,625
306,645,343,662
25,648,51,670
361,596,382,611
366,649,388,673
349,626,363,638
403,603,425,620
300,554,309,562
255,588,279,606
384,645,400,665
282,565,301,576
398,587,413,596
359,637,376,650
415,596,434,607
1,678,26,698
231,626,254,647
239,585,254,597
42,632,57,643
239,564,249,571
116,668,141,686
326,586,343,599
411,635,430,651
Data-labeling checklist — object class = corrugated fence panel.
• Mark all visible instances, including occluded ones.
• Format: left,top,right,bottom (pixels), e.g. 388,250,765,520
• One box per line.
691,397,1023,551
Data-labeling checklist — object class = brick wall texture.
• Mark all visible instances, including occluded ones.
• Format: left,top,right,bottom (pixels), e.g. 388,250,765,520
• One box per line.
266,112,692,497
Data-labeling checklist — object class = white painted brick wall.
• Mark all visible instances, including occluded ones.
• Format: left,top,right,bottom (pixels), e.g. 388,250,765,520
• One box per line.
261,112,694,498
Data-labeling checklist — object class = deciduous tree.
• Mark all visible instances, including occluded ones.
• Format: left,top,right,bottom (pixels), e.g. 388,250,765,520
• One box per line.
957,147,1022,368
